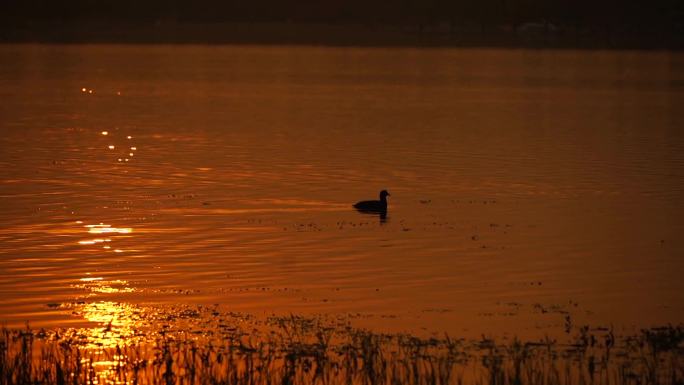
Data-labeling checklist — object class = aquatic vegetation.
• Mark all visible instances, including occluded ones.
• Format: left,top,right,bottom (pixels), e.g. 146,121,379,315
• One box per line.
0,319,682,385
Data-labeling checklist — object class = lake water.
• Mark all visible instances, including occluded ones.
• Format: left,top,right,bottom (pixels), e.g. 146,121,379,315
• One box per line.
0,44,683,339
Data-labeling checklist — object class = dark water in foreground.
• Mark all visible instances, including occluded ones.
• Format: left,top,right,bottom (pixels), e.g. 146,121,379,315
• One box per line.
0,45,683,342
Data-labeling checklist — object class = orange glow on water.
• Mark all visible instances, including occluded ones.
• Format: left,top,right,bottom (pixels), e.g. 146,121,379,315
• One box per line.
0,47,682,351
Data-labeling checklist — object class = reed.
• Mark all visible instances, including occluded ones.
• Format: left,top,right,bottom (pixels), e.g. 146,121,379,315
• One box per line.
0,321,681,385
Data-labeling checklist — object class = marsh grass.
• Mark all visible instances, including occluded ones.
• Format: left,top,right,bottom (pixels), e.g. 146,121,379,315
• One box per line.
1,320,682,385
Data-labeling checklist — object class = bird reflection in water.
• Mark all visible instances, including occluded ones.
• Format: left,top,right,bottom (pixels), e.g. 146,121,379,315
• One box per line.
353,190,390,223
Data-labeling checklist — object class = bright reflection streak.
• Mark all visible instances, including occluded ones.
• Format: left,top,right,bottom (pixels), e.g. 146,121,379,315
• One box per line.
67,219,142,380
108,145,115,149
66,301,145,384
85,224,132,234
101,131,108,135
88,227,131,234
80,277,103,282
67,301,147,381
78,238,111,245
75,301,144,348
74,277,135,294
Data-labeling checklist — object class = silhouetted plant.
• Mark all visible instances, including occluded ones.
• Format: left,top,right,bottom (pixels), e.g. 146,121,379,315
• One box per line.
0,322,682,385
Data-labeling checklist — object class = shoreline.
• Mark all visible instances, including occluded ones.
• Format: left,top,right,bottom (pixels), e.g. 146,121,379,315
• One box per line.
2,22,683,50
2,319,682,385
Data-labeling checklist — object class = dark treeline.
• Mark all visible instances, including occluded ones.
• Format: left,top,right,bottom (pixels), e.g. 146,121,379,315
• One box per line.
2,0,683,47
4,0,683,27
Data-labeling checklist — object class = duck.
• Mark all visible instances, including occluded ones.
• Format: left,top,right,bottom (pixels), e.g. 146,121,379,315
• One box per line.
353,190,390,213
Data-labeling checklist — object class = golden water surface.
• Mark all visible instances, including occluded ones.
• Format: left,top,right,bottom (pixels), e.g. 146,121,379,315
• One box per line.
0,45,682,341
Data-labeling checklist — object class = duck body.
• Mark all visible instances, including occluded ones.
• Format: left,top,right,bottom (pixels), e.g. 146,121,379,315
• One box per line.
353,190,390,213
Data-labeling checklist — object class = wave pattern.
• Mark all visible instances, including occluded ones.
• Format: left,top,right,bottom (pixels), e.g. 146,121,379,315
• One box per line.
0,46,683,336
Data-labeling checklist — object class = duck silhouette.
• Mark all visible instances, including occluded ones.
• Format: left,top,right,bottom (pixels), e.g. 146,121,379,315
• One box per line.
353,190,390,214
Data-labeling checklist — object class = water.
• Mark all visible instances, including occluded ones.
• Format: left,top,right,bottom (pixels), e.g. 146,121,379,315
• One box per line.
0,44,683,338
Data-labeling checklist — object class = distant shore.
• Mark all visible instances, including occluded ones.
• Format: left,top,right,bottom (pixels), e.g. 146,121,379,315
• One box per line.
2,21,683,50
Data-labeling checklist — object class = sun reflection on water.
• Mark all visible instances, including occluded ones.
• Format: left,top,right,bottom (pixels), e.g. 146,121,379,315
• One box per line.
59,220,157,382
70,301,148,383
78,238,111,245
74,276,136,295
85,224,132,234
80,276,103,282
77,301,144,347
78,223,132,252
